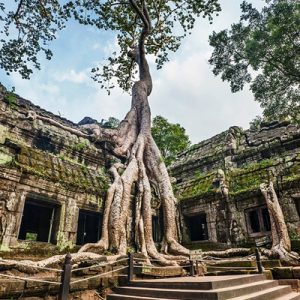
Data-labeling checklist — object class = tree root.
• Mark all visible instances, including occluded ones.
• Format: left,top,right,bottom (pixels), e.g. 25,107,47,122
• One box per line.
0,252,110,274
260,247,300,266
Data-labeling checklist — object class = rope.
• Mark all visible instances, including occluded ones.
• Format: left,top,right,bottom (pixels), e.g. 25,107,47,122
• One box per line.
71,257,129,272
70,266,128,284
134,258,190,263
0,273,60,285
0,260,62,273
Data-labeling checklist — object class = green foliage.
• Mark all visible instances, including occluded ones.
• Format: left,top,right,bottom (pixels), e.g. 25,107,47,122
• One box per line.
0,1,220,92
5,93,17,110
2,85,17,110
249,115,264,131
100,117,120,129
209,0,300,121
152,115,191,166
73,142,88,151
0,1,67,79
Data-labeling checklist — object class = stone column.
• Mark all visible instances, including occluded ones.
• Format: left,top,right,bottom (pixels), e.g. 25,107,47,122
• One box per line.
1,190,26,249
57,198,79,250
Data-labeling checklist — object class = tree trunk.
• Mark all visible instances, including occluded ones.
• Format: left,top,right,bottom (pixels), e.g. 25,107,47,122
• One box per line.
260,182,299,265
78,0,189,264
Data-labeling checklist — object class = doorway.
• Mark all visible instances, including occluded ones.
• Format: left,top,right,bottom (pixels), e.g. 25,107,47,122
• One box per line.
18,199,58,243
76,210,102,245
186,213,208,241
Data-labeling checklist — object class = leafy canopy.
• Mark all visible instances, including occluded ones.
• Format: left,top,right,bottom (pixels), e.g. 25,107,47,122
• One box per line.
152,116,190,166
209,0,300,122
0,0,220,92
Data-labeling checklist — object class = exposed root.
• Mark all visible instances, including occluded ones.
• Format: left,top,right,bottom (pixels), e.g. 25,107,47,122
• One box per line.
202,248,252,258
260,247,300,265
77,102,189,265
0,252,108,274
260,182,300,265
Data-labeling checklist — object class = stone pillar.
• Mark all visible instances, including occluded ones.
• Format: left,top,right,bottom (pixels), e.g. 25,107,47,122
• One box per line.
208,203,218,242
1,190,26,249
65,198,79,243
57,198,79,250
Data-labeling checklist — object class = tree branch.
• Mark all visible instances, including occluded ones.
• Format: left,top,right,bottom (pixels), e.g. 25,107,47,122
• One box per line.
14,0,24,20
129,0,149,32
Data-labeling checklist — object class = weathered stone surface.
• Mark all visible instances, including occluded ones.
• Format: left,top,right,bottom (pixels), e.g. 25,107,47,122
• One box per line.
292,266,300,279
0,92,109,250
170,119,300,247
272,267,294,279
278,279,300,291
134,265,185,277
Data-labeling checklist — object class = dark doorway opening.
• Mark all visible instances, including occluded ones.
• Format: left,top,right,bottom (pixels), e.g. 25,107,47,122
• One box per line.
18,199,59,243
152,215,163,243
186,214,208,241
249,210,261,233
245,205,271,236
76,210,102,245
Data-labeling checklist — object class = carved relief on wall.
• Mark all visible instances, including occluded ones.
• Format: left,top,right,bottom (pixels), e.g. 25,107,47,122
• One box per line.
230,219,243,244
0,202,7,243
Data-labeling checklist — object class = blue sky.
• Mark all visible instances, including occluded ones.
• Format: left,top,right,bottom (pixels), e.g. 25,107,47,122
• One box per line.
0,0,265,144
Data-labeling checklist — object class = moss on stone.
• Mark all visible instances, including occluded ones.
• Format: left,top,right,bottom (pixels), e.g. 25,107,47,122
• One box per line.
0,151,13,165
228,159,275,196
12,142,109,193
56,231,75,252
177,172,216,201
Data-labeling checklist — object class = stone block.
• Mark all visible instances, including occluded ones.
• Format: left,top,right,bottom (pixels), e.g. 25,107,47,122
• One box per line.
70,278,89,292
88,276,102,289
211,260,256,268
262,260,281,269
263,269,273,280
278,279,300,291
292,266,300,279
272,267,294,279
134,265,184,277
0,279,25,294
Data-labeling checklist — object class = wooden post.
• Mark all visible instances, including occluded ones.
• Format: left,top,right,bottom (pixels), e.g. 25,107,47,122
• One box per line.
128,252,134,283
255,248,264,274
189,260,195,276
58,253,72,300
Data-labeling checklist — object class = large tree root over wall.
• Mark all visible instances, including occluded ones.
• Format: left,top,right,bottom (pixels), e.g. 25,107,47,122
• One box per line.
7,0,190,267
78,82,189,265
260,182,299,265
77,1,189,265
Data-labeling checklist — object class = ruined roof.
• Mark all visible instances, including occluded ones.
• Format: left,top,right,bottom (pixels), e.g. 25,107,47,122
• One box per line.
171,121,300,201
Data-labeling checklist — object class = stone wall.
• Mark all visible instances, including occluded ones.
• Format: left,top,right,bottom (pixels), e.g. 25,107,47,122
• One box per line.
2,85,300,253
171,122,300,247
0,87,109,250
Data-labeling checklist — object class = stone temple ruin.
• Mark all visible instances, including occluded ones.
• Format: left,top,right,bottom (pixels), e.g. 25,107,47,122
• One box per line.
1,89,300,253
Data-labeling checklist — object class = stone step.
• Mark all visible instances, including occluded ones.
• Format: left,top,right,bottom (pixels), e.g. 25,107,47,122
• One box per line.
112,280,278,300
229,285,295,300
107,291,300,300
275,292,300,300
130,274,265,290
107,294,173,300
207,260,281,269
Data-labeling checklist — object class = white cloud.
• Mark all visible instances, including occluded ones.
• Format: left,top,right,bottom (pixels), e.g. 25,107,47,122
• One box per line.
149,34,262,143
52,69,89,84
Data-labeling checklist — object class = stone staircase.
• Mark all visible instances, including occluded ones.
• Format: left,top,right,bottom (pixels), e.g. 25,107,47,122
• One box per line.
107,274,300,300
